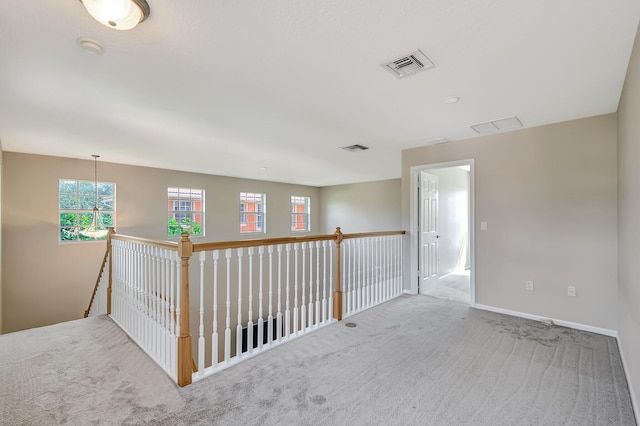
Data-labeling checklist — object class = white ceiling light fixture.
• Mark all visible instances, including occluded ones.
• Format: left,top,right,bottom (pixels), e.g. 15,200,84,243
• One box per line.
80,155,110,239
444,97,460,104
80,0,150,31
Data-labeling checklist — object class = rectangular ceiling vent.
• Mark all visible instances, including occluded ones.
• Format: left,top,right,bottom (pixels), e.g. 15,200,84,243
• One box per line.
341,144,370,152
471,116,523,135
382,49,435,79
426,138,450,145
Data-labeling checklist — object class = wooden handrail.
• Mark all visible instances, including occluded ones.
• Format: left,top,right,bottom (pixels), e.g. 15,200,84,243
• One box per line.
111,234,178,250
192,234,335,252
343,230,406,239
108,230,405,254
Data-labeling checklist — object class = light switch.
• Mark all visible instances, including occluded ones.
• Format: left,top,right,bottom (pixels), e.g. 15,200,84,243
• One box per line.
480,221,488,231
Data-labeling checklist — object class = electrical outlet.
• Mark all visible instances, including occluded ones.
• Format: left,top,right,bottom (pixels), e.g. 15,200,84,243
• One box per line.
567,286,577,297
525,280,534,291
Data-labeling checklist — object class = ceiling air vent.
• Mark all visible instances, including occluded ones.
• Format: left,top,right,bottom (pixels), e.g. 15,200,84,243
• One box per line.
471,116,523,135
341,144,370,152
382,49,435,79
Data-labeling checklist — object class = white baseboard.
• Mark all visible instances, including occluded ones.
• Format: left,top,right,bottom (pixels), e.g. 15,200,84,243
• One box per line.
473,304,618,338
616,336,639,424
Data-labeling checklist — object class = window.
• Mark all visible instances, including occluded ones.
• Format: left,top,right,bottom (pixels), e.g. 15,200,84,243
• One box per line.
59,179,115,242
291,196,310,232
240,192,266,233
168,187,204,236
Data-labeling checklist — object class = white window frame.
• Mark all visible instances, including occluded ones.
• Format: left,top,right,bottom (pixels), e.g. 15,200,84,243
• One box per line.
291,196,310,232
168,187,205,237
58,179,116,242
240,192,266,234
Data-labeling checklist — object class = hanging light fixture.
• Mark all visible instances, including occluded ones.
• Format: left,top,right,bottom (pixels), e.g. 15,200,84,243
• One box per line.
80,0,150,31
81,155,110,239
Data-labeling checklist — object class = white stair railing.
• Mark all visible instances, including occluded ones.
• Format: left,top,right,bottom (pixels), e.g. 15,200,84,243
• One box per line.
342,234,404,317
90,228,405,387
191,238,336,382
110,237,180,380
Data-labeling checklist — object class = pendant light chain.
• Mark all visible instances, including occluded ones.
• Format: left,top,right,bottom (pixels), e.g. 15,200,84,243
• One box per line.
94,154,99,210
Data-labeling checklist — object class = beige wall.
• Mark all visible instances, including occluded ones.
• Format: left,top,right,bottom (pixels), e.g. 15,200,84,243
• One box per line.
318,179,401,234
1,153,320,333
402,114,618,330
0,140,3,333
617,21,640,416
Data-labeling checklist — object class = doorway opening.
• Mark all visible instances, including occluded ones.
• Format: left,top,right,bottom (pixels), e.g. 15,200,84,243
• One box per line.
409,160,475,306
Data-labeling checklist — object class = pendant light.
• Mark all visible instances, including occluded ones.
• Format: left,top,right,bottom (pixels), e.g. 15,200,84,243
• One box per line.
80,0,150,31
81,155,109,239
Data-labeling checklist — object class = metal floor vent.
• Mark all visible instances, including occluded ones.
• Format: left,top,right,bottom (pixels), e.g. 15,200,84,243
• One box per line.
471,116,523,135
382,49,435,79
342,144,370,152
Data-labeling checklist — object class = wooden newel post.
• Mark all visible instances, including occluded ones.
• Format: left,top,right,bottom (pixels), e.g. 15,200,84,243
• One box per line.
333,227,344,321
177,233,193,387
106,227,115,315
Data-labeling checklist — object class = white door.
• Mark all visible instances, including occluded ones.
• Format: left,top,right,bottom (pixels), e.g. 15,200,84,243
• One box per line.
419,172,439,293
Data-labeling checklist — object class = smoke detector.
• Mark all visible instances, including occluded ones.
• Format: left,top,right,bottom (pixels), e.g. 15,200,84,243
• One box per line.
77,37,104,55
341,144,370,152
382,49,435,78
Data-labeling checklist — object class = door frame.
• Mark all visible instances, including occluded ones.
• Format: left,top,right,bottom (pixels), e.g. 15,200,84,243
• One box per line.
409,159,476,306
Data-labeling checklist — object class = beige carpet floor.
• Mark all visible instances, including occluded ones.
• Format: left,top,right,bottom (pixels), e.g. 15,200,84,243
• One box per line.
0,295,636,425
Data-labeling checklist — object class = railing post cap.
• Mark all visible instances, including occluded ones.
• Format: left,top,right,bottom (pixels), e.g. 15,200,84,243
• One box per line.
178,233,193,258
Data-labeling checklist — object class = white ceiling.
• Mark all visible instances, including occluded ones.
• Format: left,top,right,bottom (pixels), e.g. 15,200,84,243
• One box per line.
1,1,638,186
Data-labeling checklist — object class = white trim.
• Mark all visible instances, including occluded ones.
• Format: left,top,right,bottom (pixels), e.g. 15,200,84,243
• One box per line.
617,337,640,424
474,303,618,337
409,159,475,306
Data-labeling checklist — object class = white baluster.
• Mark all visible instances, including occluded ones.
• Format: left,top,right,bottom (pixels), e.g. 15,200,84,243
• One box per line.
285,244,291,338
315,241,320,327
236,248,243,359
258,246,264,350
175,248,181,344
162,249,169,368
328,241,333,323
385,236,390,300
224,248,231,362
170,250,177,376
346,240,352,315
267,245,274,344
198,251,205,375
212,250,219,367
293,243,299,336
377,237,382,304
301,242,306,331
247,247,254,355
308,241,313,328
358,239,363,311
366,238,371,307
277,245,283,341
322,241,327,324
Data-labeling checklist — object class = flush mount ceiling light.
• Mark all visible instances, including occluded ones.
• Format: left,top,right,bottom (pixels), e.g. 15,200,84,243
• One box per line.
80,0,150,30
